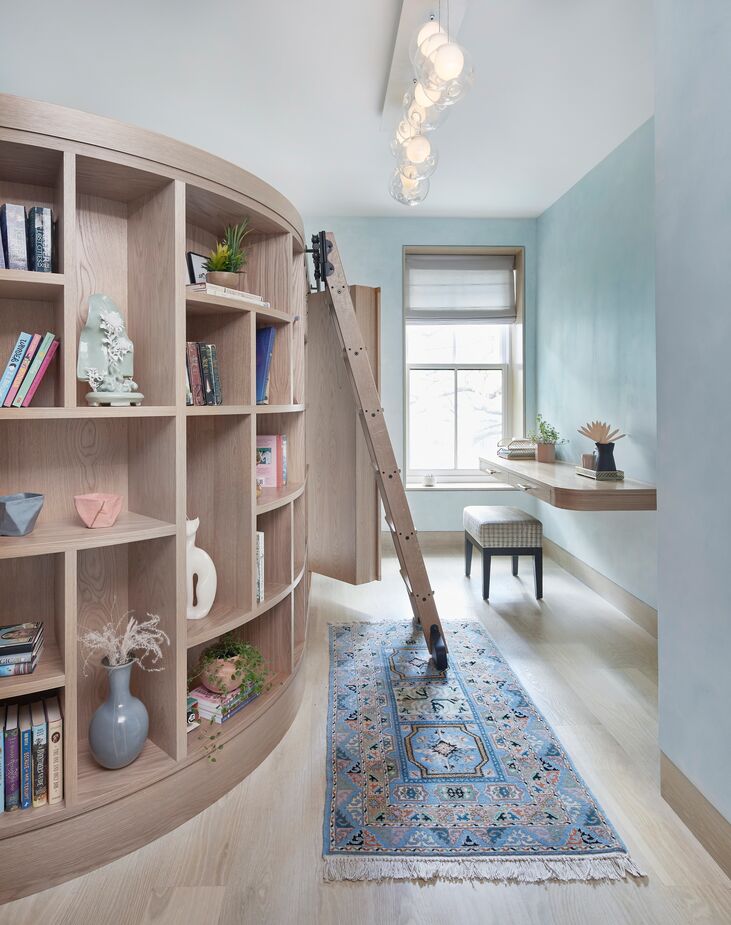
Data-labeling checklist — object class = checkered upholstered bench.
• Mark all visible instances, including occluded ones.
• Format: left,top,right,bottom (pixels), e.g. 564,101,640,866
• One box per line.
463,506,543,600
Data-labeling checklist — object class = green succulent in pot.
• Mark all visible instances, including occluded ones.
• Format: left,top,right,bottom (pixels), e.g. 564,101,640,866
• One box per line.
204,219,251,289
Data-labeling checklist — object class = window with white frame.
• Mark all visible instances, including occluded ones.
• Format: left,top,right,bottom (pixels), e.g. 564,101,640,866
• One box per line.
404,250,522,483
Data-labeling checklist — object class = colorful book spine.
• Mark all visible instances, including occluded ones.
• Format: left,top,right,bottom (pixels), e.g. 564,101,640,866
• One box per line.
3,333,40,407
186,342,204,406
198,343,215,405
208,344,222,405
13,332,55,407
45,697,63,804
256,435,288,488
0,203,28,269
0,332,32,405
199,691,259,724
0,704,5,814
20,337,59,407
4,704,20,811
0,652,35,666
185,358,193,406
0,656,39,677
31,701,48,807
27,206,52,272
19,705,32,809
256,531,265,603
255,326,276,404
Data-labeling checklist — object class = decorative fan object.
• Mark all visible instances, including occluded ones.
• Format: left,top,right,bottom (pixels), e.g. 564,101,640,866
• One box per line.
577,421,626,444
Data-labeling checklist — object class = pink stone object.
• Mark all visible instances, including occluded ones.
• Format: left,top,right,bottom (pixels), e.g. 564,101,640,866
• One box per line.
74,492,123,529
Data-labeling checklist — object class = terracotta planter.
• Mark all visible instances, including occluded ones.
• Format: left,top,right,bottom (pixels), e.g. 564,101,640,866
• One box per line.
200,657,242,694
535,443,556,463
206,271,246,291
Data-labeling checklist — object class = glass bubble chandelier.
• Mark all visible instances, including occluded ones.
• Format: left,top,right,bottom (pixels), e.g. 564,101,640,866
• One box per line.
389,4,475,205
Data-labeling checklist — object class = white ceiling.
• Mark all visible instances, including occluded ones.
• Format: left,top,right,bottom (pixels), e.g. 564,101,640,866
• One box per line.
0,0,653,219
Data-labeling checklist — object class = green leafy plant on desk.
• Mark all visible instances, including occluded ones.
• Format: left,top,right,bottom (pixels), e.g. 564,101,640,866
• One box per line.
528,414,565,462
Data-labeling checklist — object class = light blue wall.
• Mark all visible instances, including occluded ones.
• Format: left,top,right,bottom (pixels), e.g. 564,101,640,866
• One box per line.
304,217,538,530
655,1,731,821
534,121,657,607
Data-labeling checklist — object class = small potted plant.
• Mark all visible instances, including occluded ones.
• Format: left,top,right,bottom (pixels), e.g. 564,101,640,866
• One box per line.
191,632,269,699
204,219,251,290
79,612,169,769
528,413,564,463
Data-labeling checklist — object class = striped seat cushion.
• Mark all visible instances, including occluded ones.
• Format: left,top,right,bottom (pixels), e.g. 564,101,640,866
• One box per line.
463,506,542,549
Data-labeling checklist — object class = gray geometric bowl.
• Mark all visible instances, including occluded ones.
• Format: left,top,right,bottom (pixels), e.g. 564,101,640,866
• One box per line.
0,492,45,536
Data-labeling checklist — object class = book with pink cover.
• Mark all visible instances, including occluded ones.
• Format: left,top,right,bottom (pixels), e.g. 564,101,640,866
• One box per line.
256,434,287,488
20,338,59,406
3,333,40,406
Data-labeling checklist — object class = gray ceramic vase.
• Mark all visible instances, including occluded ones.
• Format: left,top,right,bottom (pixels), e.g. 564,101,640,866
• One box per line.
89,660,149,769
0,492,44,536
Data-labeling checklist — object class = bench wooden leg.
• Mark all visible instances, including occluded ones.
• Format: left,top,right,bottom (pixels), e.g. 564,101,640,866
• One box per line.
482,550,491,600
512,555,519,577
534,549,543,600
465,532,473,577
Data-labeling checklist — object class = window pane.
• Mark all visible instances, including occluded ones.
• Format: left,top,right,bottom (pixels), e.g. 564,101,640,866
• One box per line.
452,324,507,363
405,325,455,363
406,323,508,363
409,369,455,469
456,369,503,469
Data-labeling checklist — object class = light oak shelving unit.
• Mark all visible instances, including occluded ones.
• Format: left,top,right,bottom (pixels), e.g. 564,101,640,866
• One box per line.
0,95,309,902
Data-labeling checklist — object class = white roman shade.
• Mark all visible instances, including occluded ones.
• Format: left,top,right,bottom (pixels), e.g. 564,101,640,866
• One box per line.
405,253,517,323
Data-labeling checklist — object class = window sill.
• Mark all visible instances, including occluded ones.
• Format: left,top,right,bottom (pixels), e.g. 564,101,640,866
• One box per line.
406,482,515,491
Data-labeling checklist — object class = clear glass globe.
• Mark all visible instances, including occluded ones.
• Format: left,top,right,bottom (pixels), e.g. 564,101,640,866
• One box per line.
418,41,475,106
389,119,419,156
408,19,446,69
389,168,429,206
395,134,438,179
414,80,444,110
412,29,449,72
403,89,448,132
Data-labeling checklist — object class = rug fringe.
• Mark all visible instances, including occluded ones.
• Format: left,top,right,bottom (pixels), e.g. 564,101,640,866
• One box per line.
323,853,645,883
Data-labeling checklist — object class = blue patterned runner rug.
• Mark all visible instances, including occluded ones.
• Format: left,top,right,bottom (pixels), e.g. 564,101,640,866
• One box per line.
324,621,643,882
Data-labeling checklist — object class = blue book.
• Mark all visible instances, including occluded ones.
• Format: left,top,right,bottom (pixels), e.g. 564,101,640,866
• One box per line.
255,326,276,404
19,705,32,809
0,332,32,405
0,704,5,814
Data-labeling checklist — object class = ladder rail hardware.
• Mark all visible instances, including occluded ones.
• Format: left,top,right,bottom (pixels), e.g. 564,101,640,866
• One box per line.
310,231,449,670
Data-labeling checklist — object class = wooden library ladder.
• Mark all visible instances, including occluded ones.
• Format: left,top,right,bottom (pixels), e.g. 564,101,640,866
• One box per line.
310,231,448,669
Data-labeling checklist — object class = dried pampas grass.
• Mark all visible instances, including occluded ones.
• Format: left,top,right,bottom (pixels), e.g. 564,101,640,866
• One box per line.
80,611,170,675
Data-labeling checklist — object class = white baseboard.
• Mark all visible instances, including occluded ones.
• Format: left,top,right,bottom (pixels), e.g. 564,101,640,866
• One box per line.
542,537,657,638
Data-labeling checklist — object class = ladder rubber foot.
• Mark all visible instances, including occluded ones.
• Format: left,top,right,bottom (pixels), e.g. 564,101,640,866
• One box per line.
429,624,448,671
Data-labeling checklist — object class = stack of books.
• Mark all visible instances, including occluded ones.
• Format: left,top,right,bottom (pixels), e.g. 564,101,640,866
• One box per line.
186,695,200,733
188,685,259,725
186,281,270,309
185,341,222,406
0,623,44,677
255,326,276,404
1,203,53,271
0,332,60,408
496,438,536,460
256,435,287,488
1,695,63,813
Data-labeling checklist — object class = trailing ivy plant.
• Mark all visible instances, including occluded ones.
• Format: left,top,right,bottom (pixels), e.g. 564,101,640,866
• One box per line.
189,633,270,763
204,219,251,273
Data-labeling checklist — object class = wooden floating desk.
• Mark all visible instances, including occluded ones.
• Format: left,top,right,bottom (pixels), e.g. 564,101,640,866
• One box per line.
479,456,657,512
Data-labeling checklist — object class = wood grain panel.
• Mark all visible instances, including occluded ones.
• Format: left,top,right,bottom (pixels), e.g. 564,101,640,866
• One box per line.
245,233,292,312
307,286,381,584
127,180,177,405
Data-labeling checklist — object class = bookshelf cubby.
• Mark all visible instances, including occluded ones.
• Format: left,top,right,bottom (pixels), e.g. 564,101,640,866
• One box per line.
0,95,309,901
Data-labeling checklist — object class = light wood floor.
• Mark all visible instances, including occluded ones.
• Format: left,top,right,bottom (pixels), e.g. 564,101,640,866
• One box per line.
5,539,730,925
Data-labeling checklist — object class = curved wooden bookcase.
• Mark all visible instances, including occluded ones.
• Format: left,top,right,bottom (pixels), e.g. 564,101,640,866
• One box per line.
0,95,310,903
